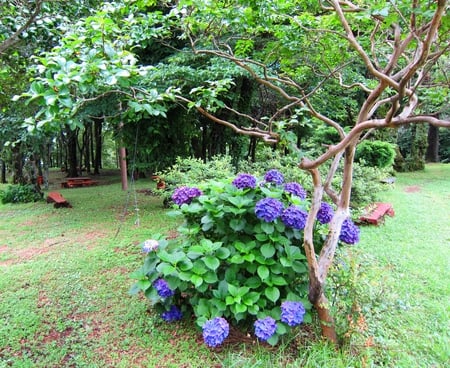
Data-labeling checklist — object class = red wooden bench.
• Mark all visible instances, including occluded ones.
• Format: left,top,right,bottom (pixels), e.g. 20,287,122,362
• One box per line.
61,177,99,188
46,192,72,208
359,202,394,225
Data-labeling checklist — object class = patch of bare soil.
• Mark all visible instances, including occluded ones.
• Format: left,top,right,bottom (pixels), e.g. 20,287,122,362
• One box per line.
0,230,108,266
404,185,421,193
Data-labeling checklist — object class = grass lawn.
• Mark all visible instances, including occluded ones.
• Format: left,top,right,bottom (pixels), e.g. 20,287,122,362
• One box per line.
0,165,449,367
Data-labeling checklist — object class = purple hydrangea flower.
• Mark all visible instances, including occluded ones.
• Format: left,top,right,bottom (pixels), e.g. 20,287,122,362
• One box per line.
153,278,174,298
254,316,277,341
202,317,229,347
284,182,307,200
255,198,284,222
161,305,183,322
142,239,159,253
316,202,334,224
281,301,306,327
232,173,257,189
171,186,203,206
339,218,360,244
281,205,308,230
264,169,284,185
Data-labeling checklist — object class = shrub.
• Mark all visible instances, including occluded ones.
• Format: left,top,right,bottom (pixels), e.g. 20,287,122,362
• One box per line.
355,140,396,169
156,155,236,205
0,184,43,204
131,169,360,347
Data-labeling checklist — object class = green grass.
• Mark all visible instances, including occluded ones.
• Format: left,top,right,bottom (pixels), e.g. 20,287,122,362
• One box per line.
0,165,449,367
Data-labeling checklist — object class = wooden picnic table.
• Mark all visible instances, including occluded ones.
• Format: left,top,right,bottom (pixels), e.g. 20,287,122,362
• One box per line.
61,177,99,188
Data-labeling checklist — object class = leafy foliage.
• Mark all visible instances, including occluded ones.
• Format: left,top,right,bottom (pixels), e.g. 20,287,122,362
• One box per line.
0,184,43,204
355,140,396,169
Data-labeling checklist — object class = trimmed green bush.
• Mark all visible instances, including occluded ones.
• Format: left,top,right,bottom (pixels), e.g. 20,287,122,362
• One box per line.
355,140,396,169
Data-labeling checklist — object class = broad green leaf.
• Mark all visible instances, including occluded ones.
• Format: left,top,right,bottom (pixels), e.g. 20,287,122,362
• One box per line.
215,247,230,259
156,262,176,275
261,222,274,234
136,279,151,291
245,276,262,289
203,255,220,271
260,243,276,258
265,287,280,303
230,218,246,231
190,274,203,287
257,265,270,280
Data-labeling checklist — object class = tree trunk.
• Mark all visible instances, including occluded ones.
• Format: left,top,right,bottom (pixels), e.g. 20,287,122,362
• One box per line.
426,124,439,162
12,144,24,184
93,118,102,175
83,122,92,173
0,159,6,183
66,127,78,177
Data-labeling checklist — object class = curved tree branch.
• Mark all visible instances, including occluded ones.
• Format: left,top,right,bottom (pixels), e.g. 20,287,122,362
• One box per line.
0,0,44,54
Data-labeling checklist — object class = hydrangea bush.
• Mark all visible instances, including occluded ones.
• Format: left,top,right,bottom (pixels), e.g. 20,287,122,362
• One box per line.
130,170,360,346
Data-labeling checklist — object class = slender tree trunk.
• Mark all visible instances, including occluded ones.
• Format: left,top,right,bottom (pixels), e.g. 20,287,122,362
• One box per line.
66,127,78,177
93,118,102,175
83,122,92,173
0,159,6,183
426,124,439,162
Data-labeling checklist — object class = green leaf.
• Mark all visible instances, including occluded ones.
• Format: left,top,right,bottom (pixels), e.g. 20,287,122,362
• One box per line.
229,254,244,264
192,260,208,275
204,271,218,284
292,261,307,273
260,243,276,258
243,253,255,262
178,259,193,271
156,262,176,276
136,279,151,291
190,274,203,288
187,245,204,259
245,276,262,289
230,218,246,231
265,287,280,303
235,303,247,313
271,275,288,286
228,283,239,297
203,255,220,271
266,334,279,346
243,292,260,306
276,323,288,335
234,240,256,253
257,265,270,280
261,222,275,234
215,247,231,259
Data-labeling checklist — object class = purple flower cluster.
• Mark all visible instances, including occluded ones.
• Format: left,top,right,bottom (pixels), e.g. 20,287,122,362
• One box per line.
255,198,284,222
280,301,306,327
316,202,334,224
254,316,277,341
284,182,307,200
264,169,284,185
202,317,229,347
153,278,174,298
232,173,257,189
161,305,183,322
281,205,308,230
339,218,360,244
142,239,159,253
171,186,203,206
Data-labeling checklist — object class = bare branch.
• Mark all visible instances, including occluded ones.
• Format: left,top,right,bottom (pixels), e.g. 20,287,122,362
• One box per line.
176,95,279,143
0,0,44,54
